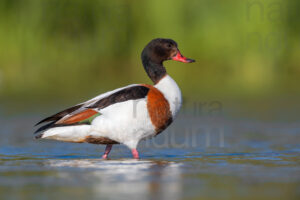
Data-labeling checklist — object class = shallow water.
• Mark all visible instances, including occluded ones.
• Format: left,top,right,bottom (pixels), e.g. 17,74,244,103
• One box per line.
0,109,299,200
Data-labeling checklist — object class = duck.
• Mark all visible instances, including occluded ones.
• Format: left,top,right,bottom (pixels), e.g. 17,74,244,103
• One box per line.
34,38,195,159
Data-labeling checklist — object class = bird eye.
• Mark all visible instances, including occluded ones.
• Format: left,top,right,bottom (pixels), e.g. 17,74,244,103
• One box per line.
167,43,172,48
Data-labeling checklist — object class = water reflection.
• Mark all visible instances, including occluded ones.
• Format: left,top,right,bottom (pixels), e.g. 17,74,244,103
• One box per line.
48,159,182,200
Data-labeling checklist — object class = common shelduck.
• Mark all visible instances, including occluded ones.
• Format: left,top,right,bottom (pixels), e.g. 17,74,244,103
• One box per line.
35,38,195,159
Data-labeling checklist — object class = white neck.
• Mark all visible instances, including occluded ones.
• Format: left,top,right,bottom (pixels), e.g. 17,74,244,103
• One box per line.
154,75,182,118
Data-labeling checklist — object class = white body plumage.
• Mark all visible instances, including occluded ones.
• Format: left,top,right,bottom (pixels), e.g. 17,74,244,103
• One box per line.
41,75,182,149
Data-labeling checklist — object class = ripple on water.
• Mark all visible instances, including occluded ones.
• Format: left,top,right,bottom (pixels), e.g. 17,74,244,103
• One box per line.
0,113,300,199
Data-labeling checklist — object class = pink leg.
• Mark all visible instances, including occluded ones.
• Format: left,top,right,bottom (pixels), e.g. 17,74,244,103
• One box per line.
102,144,113,159
131,149,139,159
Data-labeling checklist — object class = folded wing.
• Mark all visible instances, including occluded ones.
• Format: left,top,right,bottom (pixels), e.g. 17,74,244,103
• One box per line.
34,84,150,134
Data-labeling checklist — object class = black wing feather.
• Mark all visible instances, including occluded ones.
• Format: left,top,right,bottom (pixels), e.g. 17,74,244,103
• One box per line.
88,86,149,109
35,104,83,126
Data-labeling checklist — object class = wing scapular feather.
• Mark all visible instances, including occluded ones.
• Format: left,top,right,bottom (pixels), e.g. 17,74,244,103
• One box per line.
88,86,149,109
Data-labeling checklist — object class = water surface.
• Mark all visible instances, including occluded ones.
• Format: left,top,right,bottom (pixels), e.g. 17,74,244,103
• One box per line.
0,110,299,200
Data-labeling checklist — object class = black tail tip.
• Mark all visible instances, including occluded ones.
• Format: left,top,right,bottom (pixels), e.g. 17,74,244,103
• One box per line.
34,134,43,139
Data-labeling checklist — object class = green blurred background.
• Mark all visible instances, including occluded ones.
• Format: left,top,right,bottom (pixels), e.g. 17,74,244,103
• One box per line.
0,2,299,199
0,0,299,111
